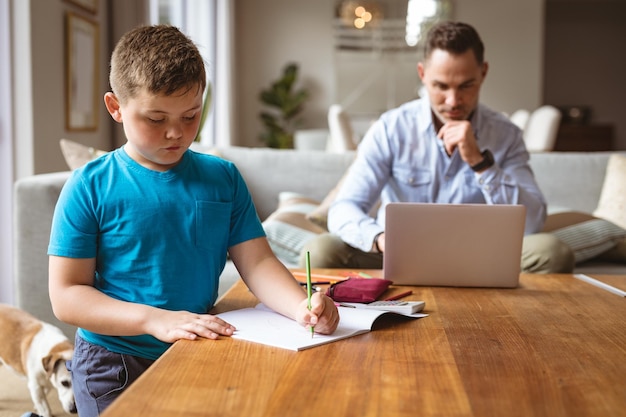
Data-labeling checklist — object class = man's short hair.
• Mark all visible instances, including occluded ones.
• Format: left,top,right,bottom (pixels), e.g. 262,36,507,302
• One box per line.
424,21,485,64
109,25,206,103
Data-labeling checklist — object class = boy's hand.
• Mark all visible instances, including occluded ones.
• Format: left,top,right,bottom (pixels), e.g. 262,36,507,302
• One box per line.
147,309,236,343
297,292,340,335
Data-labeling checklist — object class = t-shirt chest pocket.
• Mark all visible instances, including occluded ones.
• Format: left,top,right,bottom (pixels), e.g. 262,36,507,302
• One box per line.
196,201,232,251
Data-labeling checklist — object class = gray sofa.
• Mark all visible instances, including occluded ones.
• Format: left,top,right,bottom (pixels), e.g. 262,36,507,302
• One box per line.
13,146,626,337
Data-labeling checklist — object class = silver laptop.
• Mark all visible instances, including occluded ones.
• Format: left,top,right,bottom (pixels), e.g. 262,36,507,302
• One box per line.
383,203,526,288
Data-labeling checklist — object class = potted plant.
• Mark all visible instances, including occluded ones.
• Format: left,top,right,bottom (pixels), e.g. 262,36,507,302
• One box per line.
258,63,309,148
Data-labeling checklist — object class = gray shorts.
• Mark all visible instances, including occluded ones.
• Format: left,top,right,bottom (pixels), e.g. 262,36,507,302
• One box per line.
68,334,155,417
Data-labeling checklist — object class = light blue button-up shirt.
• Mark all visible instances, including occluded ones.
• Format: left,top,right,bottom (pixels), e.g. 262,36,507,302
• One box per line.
328,98,547,252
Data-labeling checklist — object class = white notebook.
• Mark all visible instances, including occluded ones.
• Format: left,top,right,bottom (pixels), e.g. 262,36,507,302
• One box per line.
216,304,427,351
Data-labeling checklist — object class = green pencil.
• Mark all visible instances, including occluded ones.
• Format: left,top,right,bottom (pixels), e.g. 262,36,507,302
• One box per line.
305,251,314,338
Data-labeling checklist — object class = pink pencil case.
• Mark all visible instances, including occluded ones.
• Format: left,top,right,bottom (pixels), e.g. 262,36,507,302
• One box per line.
325,277,392,303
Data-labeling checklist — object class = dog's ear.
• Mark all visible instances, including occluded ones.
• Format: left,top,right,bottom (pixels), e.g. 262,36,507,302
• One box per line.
41,354,57,377
43,342,74,376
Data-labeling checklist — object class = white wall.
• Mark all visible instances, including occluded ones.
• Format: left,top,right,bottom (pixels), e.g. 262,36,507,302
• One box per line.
454,0,544,115
14,0,114,178
234,0,336,147
235,0,544,147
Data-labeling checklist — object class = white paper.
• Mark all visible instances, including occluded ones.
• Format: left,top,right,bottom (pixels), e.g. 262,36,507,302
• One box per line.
216,304,428,351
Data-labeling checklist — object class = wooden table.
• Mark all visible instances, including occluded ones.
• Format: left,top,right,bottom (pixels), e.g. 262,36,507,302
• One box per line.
101,272,626,417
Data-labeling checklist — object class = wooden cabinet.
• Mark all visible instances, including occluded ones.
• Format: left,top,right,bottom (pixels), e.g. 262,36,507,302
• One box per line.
553,124,614,151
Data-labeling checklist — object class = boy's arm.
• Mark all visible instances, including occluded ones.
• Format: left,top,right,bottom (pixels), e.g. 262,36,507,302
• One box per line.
48,255,234,342
229,237,339,334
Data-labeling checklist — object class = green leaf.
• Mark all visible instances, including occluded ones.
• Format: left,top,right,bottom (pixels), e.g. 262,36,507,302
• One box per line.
194,82,212,142
257,63,309,148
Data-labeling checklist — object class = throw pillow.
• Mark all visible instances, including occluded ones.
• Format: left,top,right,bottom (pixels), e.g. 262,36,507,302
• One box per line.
596,237,626,264
541,211,597,232
60,138,107,170
593,154,626,229
551,219,626,263
262,192,326,265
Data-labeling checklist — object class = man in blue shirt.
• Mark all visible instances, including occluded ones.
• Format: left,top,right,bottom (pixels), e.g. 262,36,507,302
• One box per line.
303,21,573,273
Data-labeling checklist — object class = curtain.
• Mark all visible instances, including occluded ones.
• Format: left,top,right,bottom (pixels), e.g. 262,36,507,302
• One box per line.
0,0,14,303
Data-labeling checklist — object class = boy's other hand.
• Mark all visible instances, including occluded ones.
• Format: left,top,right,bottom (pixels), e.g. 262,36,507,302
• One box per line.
147,309,235,343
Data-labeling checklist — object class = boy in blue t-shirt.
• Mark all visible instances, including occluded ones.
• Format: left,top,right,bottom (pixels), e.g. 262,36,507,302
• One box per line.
48,25,339,417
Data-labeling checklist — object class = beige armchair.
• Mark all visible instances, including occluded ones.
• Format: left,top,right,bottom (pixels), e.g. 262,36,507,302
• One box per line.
327,104,357,153
523,105,562,152
509,109,530,131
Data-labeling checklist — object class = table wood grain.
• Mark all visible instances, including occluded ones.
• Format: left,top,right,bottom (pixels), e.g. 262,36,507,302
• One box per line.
101,272,626,417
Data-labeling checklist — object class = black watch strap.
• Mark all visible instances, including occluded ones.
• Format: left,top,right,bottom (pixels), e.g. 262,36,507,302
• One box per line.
471,149,494,172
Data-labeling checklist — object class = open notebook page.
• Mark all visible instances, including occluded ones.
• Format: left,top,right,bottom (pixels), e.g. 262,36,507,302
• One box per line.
216,303,428,351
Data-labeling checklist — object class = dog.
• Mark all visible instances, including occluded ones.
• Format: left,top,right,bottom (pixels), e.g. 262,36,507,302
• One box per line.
0,304,77,417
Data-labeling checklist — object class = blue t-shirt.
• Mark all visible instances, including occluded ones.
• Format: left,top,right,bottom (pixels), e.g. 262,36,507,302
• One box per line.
48,147,265,360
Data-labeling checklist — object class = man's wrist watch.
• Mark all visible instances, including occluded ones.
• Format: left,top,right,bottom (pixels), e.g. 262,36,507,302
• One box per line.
470,149,494,172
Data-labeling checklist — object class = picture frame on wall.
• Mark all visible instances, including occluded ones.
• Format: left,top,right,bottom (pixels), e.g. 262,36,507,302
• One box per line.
65,12,99,131
65,0,98,14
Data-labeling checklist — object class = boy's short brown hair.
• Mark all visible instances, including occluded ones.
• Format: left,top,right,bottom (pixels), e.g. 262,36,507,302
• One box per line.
109,25,206,103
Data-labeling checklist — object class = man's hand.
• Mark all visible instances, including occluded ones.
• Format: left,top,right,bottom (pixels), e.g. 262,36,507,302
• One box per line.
437,120,483,166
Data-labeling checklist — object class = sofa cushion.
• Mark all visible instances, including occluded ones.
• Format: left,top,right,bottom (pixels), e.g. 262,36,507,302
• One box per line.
208,145,356,221
543,211,626,264
529,151,618,214
60,138,107,169
262,192,326,265
593,154,626,229
552,219,626,263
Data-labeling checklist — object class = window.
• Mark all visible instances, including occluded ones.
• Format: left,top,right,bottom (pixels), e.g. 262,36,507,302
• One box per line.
149,0,235,146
